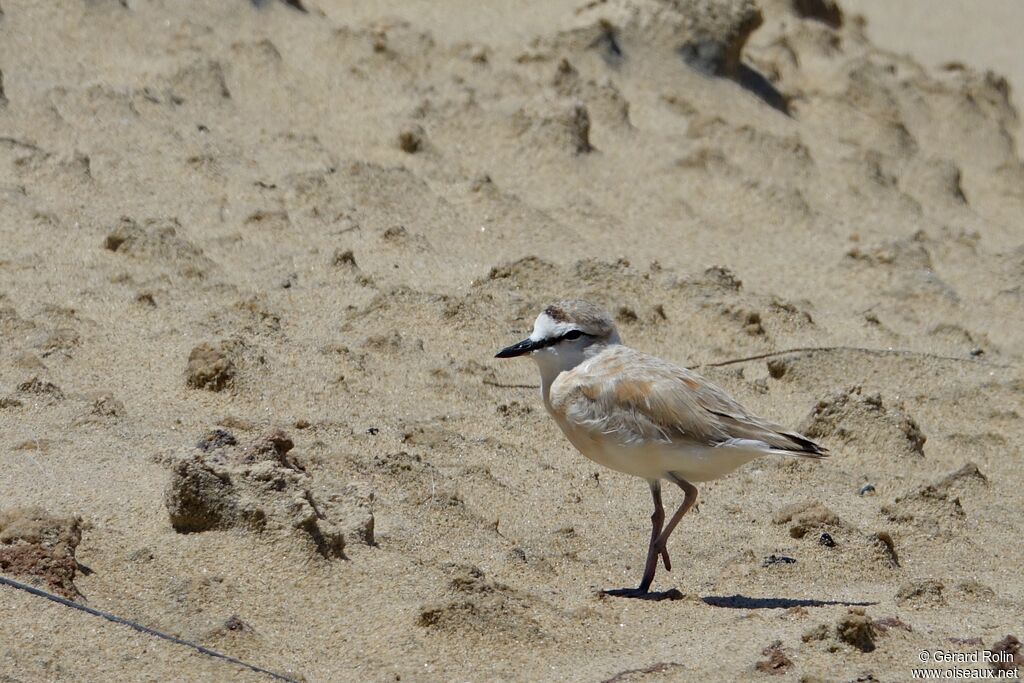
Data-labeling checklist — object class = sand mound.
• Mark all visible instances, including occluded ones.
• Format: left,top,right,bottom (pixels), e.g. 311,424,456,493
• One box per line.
165,429,373,557
0,508,82,598
800,386,926,462
417,564,546,643
881,462,988,537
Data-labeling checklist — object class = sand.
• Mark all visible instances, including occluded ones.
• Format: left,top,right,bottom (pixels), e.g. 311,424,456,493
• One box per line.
1,0,1022,681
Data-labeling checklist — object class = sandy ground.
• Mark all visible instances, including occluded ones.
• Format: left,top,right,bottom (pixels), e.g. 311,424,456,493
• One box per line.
1,0,1022,681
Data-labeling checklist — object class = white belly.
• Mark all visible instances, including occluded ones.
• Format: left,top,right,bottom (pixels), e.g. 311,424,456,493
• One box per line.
554,416,762,482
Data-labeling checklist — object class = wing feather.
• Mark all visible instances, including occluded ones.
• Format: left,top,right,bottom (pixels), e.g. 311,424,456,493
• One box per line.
550,346,828,457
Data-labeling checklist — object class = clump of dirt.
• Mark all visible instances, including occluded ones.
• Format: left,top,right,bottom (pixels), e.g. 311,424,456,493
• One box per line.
184,340,239,391
17,376,64,401
165,429,374,558
799,386,926,459
990,635,1021,674
772,500,843,538
872,531,900,568
397,124,425,153
803,608,876,653
0,507,83,599
791,0,843,27
754,640,793,675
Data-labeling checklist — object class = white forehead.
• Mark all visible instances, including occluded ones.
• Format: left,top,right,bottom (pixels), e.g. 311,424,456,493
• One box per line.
529,312,575,341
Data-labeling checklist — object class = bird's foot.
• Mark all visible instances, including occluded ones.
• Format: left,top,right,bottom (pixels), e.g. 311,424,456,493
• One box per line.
601,587,685,601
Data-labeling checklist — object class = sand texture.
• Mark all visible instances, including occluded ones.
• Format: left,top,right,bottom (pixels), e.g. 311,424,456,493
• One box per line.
1,0,1022,681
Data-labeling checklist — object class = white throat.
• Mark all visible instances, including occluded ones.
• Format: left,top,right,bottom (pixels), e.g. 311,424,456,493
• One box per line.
526,313,620,409
534,345,587,408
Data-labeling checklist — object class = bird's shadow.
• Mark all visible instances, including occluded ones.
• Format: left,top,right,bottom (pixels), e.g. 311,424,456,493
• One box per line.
702,594,877,610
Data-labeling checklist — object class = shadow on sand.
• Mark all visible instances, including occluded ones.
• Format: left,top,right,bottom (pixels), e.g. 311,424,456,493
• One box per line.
702,594,877,610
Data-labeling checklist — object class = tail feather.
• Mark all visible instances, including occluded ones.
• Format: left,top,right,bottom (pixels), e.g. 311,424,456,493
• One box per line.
718,436,829,458
772,432,829,458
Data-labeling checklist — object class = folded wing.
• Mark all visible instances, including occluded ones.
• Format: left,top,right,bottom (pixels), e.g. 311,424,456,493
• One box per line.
550,347,828,458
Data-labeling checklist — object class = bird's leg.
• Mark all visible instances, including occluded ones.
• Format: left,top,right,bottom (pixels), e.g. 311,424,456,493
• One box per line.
652,474,699,567
638,480,666,593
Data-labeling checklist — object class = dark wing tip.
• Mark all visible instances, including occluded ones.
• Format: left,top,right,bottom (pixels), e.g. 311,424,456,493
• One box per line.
781,432,829,457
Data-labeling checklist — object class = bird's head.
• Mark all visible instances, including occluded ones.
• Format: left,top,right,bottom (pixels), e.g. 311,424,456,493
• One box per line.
495,300,620,371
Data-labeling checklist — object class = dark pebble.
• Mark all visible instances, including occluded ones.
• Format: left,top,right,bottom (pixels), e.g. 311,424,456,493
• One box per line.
818,532,836,547
197,428,237,451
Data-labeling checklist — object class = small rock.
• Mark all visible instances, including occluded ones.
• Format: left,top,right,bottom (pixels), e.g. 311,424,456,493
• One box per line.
836,609,876,652
772,500,840,538
754,640,792,675
792,0,843,28
397,125,424,153
135,292,157,307
872,531,899,567
818,532,835,547
858,483,876,496
990,635,1022,673
332,248,357,268
566,102,592,154
196,429,238,452
185,341,236,391
766,358,789,379
223,614,253,633
615,306,638,324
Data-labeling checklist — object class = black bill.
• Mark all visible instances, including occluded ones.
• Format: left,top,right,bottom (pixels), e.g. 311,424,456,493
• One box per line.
495,337,540,358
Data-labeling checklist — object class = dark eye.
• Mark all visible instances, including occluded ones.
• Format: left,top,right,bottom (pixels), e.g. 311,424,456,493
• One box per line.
563,330,583,340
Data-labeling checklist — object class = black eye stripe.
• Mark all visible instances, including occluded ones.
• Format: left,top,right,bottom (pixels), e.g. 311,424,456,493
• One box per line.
533,330,588,349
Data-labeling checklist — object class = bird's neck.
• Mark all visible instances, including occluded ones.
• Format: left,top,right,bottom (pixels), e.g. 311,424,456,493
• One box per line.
535,341,617,409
